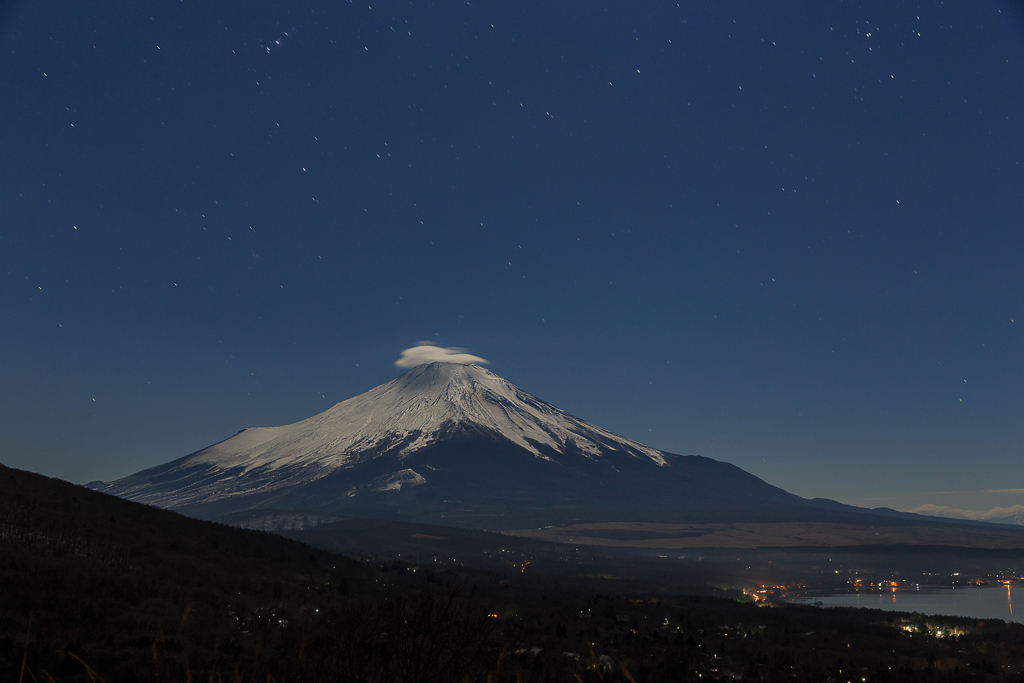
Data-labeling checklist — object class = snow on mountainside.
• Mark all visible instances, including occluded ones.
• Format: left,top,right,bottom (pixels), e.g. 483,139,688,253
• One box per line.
192,362,667,470
95,363,673,513
91,362,981,531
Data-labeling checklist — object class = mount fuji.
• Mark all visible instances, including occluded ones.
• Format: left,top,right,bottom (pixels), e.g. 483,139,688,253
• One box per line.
92,362,844,528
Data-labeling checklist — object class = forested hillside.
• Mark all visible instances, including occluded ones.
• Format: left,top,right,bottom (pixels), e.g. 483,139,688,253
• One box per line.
4,463,1024,682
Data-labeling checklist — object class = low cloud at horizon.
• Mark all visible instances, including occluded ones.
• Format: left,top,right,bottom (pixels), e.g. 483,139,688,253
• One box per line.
905,503,1024,525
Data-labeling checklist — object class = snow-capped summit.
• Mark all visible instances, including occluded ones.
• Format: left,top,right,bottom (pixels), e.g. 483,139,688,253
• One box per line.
168,362,663,472
93,362,810,528
304,361,669,463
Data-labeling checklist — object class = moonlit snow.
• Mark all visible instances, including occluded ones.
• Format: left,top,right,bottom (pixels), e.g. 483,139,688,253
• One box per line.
193,362,666,469
97,362,668,511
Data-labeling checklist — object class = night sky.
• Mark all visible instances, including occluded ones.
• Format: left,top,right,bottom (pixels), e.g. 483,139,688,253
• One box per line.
3,0,1023,520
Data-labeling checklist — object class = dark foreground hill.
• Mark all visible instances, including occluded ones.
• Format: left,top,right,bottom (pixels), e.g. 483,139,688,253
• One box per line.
0,463,507,682
6,463,1024,682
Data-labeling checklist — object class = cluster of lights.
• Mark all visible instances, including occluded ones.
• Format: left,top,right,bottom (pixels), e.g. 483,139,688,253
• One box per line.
744,584,787,602
851,579,901,589
901,622,966,639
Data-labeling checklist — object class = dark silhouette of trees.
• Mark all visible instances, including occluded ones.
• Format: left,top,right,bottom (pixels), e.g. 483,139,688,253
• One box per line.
302,589,504,683
5,463,1024,682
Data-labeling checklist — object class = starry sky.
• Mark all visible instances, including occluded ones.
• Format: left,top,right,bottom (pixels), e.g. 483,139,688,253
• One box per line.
2,0,1023,519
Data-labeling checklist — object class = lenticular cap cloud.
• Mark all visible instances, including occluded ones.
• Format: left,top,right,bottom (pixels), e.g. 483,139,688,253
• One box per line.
394,342,490,368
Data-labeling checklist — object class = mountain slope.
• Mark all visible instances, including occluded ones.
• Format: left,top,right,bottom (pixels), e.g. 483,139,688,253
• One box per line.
93,363,838,528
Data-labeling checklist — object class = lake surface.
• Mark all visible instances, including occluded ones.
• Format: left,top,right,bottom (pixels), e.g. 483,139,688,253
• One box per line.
788,584,1021,623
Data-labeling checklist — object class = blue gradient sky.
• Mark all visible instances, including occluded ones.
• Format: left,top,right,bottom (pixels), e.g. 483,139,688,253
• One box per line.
2,0,1022,516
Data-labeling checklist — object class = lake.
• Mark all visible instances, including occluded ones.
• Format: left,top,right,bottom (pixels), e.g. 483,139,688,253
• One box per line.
788,584,1021,623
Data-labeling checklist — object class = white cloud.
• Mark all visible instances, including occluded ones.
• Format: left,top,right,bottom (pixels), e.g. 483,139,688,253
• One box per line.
904,503,1024,525
929,488,1024,495
394,342,490,368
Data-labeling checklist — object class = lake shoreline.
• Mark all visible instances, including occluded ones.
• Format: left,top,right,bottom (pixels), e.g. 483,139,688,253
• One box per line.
784,583,1020,623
